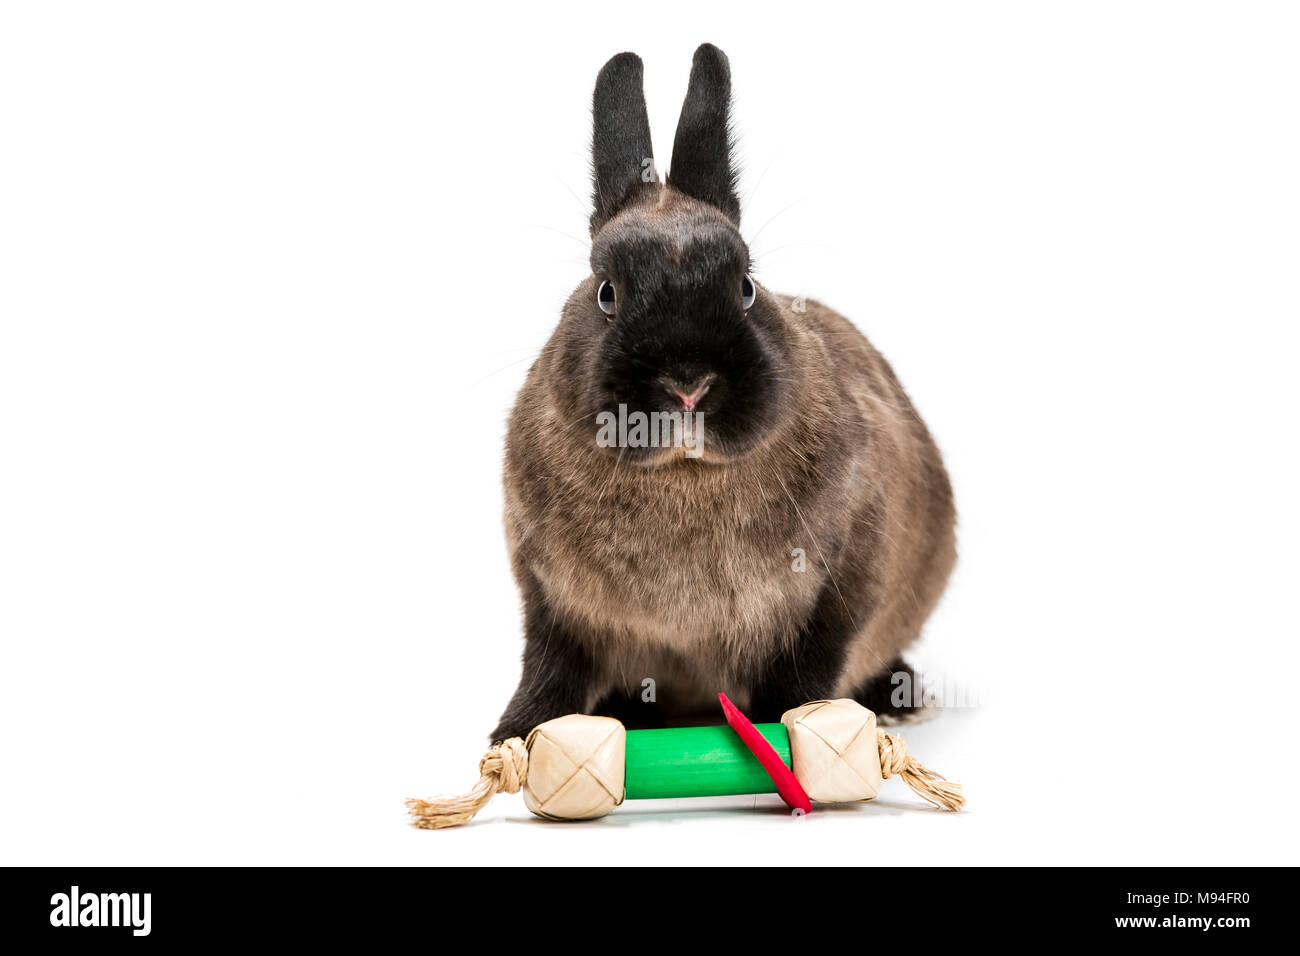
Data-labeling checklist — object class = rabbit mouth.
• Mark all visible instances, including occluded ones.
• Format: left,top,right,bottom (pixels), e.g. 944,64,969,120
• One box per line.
592,403,709,462
586,399,778,467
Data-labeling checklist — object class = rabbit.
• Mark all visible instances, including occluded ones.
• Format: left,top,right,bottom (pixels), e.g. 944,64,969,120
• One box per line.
490,44,955,743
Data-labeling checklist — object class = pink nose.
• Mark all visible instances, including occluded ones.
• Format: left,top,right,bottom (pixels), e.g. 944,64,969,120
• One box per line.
671,381,712,412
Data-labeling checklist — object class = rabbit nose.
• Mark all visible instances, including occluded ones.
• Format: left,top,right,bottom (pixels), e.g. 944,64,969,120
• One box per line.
667,377,714,412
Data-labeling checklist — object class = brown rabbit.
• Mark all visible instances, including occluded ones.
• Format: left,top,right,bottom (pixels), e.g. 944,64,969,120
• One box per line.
490,44,955,742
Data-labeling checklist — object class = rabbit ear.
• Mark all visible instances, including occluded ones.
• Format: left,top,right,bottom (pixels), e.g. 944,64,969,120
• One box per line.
591,52,657,234
668,44,740,224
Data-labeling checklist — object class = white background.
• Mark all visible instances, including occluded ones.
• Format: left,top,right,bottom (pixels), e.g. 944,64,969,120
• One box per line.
2,1,1297,865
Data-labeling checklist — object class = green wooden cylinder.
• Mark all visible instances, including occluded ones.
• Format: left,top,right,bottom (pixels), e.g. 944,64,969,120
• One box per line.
623,723,791,799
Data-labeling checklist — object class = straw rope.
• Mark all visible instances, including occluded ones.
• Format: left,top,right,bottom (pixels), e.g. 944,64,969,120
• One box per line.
405,737,529,829
876,728,965,811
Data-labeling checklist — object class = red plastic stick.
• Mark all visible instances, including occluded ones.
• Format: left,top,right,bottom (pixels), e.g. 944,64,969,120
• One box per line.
717,692,812,815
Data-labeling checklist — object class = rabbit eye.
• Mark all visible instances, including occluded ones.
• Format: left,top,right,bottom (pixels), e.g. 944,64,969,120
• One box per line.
597,280,616,317
742,274,756,310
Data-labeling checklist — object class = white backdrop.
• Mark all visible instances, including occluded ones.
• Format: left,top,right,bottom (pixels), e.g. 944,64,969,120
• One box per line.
2,1,1297,865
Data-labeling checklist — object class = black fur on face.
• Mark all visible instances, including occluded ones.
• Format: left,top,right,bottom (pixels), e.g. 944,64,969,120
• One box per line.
559,44,794,464
582,195,789,463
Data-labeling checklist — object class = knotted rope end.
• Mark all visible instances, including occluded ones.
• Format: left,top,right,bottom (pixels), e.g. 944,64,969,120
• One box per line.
405,737,529,830
876,728,965,812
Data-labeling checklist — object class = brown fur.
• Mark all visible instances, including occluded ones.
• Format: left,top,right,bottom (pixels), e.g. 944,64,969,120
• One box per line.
502,191,955,717
488,47,955,740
